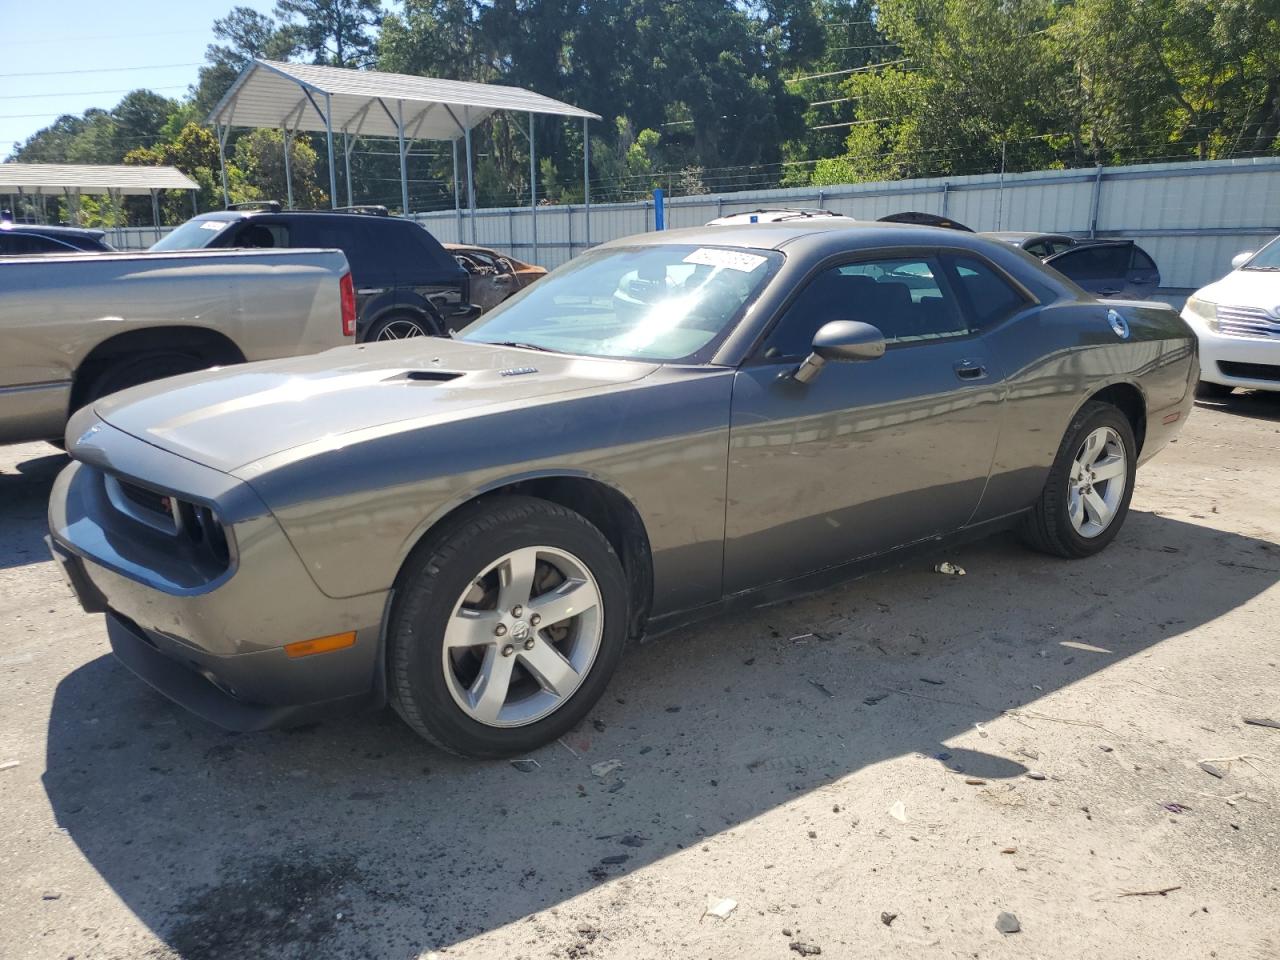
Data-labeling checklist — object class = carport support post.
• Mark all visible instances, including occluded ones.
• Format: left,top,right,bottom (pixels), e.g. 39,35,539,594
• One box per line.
216,122,231,209
150,189,161,241
396,100,410,216
583,117,590,249
529,112,538,262
463,108,477,244
343,132,353,208
452,138,462,241
323,93,338,209
283,127,294,209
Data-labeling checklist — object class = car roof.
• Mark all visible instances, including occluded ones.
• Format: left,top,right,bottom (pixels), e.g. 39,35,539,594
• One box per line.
193,209,399,224
981,231,1073,241
0,222,105,239
601,220,1017,256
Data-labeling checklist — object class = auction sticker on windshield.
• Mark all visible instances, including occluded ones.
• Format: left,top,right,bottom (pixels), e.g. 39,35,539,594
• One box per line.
682,247,768,273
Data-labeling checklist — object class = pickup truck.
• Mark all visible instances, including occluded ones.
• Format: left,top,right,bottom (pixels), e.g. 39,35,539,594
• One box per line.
0,247,355,446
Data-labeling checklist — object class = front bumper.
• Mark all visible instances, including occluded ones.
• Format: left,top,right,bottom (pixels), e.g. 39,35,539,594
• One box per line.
47,426,390,730
1184,310,1280,391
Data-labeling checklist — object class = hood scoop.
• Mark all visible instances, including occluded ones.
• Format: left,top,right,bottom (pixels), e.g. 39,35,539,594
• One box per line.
389,370,464,384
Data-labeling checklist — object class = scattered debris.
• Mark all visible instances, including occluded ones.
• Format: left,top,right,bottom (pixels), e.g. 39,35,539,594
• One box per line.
974,722,990,739
41,891,61,901
807,830,817,839
592,719,606,733
665,706,682,713
880,911,898,927
1162,802,1191,815
1025,771,1047,781
934,561,966,576
1099,744,1114,753
1017,747,1040,761
934,751,953,761
995,912,1021,934
557,738,582,760
809,679,835,698
0,760,18,772
619,835,646,848
1120,886,1181,897
789,941,823,956
965,778,987,786
864,693,890,706
509,758,540,773
1001,847,1017,855
1198,761,1226,780
888,800,907,822
919,677,945,686
702,897,738,921
790,633,815,643
1243,717,1280,730
590,759,623,778
600,854,629,865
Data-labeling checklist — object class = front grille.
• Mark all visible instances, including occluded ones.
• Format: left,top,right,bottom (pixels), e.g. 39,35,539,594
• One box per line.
1219,360,1280,383
102,473,232,574
1216,304,1280,339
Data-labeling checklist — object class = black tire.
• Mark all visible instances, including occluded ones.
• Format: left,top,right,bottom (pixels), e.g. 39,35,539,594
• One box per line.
1019,400,1138,559
364,312,440,342
84,350,208,405
1195,380,1234,400
387,495,629,758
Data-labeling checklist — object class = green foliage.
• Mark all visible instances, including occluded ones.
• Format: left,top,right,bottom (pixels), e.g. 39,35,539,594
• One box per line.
8,0,1280,222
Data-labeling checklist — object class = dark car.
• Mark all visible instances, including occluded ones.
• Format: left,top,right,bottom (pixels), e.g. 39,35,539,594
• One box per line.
0,223,113,256
1044,240,1161,299
982,231,1079,258
877,212,973,231
49,222,1195,758
151,203,477,340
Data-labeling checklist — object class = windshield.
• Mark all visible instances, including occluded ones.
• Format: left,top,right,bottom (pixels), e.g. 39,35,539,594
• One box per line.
461,244,782,362
1242,236,1280,270
150,216,235,251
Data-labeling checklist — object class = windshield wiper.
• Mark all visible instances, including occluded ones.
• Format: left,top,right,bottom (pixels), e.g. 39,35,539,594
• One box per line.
484,340,559,353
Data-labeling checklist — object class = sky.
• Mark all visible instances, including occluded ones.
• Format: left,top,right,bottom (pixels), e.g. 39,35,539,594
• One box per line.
0,0,278,158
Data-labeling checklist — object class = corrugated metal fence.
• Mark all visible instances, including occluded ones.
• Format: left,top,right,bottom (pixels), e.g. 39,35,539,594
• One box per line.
113,156,1280,290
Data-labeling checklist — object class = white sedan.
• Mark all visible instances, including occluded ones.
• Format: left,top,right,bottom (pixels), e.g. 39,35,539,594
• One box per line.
1182,237,1280,397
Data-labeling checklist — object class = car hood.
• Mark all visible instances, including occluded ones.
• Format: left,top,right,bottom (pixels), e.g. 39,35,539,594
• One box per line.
91,339,660,473
1195,269,1280,309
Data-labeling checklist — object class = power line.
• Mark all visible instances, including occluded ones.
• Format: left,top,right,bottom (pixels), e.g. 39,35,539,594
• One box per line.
0,85,188,100
787,60,909,83
0,62,201,79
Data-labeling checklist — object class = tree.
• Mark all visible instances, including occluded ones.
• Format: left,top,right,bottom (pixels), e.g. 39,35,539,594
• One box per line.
275,0,383,67
193,6,299,117
233,128,324,206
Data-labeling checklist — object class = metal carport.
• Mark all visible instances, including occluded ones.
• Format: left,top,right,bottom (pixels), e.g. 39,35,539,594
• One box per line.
0,162,199,228
208,59,601,256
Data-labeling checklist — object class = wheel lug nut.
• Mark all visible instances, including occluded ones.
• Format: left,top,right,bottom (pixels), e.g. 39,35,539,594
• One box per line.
512,605,523,617
495,624,507,637
502,644,514,657
530,614,541,626
523,638,535,650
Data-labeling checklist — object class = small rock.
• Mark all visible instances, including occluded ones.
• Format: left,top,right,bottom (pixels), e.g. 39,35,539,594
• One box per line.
665,706,681,713
1198,761,1226,780
934,751,953,761
807,830,817,839
934,561,966,576
880,911,898,926
782,928,793,937
790,942,822,957
590,759,623,778
864,693,889,706
41,891,62,901
509,759,540,773
888,800,907,822
1025,771,1047,781
1099,744,1114,752
919,677,945,685
832,804,840,813
1001,847,1017,854
704,897,737,920
619,834,646,847
995,912,1021,934
592,719,606,732
600,854,629,865
965,778,987,786
1162,802,1190,815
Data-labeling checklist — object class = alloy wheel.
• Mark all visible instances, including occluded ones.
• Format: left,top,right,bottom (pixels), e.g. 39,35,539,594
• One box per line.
1068,426,1127,538
375,318,428,340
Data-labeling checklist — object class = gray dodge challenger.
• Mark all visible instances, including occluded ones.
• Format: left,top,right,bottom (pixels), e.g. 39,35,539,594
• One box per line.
47,222,1197,757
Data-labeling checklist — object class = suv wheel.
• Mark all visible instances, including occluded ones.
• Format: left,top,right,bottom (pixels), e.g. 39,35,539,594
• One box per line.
367,314,435,341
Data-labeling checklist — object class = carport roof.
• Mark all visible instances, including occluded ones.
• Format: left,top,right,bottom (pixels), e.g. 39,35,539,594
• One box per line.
208,59,601,139
0,163,199,196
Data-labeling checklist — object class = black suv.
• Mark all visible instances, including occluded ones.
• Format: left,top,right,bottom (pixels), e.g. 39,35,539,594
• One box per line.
0,223,114,255
151,203,478,341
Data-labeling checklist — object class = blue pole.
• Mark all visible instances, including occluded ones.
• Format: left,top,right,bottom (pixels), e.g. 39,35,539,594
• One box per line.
653,188,665,231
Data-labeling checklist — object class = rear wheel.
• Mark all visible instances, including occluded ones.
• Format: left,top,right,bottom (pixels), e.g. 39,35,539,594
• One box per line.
366,313,438,342
1195,380,1234,400
84,350,208,405
1020,401,1137,558
387,496,629,757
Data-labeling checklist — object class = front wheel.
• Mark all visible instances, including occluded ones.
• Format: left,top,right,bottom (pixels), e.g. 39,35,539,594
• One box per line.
387,496,629,757
1020,401,1137,558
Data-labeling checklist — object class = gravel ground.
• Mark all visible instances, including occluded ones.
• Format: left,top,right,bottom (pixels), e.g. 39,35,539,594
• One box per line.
2,394,1279,960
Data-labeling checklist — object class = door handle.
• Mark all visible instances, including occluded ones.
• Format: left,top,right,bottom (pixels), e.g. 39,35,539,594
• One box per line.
954,359,987,381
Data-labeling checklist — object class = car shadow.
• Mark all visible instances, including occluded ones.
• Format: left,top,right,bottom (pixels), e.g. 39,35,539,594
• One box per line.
1195,389,1280,422
41,510,1280,958
0,446,67,570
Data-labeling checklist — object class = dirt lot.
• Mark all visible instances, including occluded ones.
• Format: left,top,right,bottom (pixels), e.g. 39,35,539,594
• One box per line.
2,394,1279,960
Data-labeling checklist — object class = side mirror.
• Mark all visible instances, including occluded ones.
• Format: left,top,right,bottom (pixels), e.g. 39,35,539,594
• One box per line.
1232,251,1255,270
792,320,886,384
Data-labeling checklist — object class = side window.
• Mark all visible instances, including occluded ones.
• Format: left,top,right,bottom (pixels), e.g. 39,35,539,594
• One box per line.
762,255,970,358
294,219,383,283
1051,245,1130,281
1131,246,1157,271
1024,241,1049,258
231,221,289,248
947,255,1030,328
0,233,72,255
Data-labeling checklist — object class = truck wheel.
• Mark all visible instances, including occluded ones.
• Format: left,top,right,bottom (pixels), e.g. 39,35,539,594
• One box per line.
387,496,629,758
366,313,438,342
84,351,208,405
1019,401,1137,559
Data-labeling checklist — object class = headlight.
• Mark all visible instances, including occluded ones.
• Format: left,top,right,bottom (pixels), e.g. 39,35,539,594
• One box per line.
1184,295,1219,331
